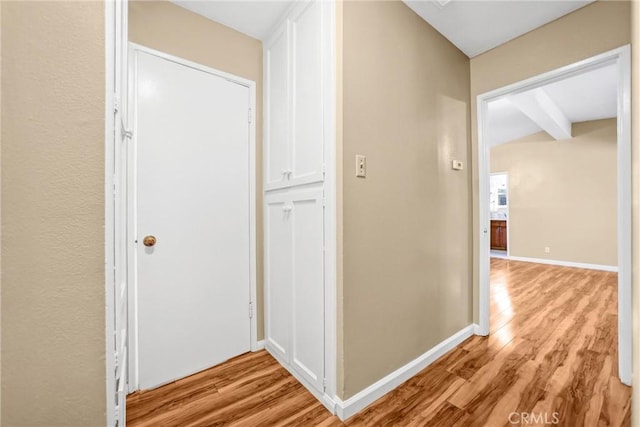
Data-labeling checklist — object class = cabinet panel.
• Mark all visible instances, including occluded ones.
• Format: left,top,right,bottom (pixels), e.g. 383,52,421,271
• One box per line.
490,220,507,250
291,1,324,186
265,195,292,361
265,24,290,190
500,223,508,250
290,189,324,390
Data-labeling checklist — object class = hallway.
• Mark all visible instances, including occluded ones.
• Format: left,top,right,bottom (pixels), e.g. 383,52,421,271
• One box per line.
127,259,630,426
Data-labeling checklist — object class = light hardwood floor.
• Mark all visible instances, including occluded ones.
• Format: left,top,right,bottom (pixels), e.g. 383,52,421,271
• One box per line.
127,259,631,426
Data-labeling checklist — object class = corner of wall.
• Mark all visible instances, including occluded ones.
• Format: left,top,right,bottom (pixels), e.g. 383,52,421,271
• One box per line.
335,0,345,401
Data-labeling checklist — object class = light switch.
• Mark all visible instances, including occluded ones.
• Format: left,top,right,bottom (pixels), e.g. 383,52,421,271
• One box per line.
452,160,464,170
356,155,366,178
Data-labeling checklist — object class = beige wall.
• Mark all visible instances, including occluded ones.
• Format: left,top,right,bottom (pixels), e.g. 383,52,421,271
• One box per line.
0,0,3,419
470,0,631,322
491,119,617,266
1,2,106,425
340,0,471,399
129,0,265,339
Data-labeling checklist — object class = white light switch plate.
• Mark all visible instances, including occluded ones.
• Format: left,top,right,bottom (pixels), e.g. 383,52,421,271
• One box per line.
356,155,366,178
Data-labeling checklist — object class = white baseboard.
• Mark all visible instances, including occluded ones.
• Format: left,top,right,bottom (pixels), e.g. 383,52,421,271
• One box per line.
265,344,336,415
507,255,618,272
251,340,265,351
472,323,484,335
334,324,476,421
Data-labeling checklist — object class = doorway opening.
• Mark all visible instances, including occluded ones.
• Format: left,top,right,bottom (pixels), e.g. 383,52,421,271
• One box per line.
476,45,631,386
489,172,509,259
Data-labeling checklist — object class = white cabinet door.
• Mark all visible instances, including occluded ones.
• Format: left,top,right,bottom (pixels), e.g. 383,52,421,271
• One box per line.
264,193,293,361
264,23,291,191
290,1,324,186
290,188,325,391
265,188,325,394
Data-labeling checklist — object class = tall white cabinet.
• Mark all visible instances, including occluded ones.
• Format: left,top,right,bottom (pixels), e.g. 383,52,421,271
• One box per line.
263,0,335,408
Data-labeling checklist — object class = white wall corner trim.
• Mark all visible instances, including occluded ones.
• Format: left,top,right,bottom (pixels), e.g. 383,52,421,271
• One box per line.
507,256,618,272
472,323,484,336
334,324,476,421
252,340,266,351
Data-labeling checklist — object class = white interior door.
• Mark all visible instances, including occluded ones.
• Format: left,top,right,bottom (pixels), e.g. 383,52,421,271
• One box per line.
132,48,252,390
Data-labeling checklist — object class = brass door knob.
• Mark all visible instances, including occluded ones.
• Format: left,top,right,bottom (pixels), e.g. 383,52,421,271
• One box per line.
143,235,157,247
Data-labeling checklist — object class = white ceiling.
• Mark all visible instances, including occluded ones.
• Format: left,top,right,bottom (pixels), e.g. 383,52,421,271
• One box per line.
170,1,293,41
488,98,542,147
169,1,614,148
172,1,595,56
488,63,617,146
543,65,618,123
403,0,594,58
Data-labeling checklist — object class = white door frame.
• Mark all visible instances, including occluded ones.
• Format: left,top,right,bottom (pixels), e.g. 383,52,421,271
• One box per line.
125,43,259,392
489,171,509,257
105,1,117,424
106,0,128,424
321,0,338,408
476,45,632,385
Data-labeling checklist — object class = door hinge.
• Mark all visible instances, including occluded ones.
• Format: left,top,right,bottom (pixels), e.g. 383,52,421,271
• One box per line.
321,163,326,176
248,108,252,124
121,126,133,140
115,95,132,139
249,302,253,319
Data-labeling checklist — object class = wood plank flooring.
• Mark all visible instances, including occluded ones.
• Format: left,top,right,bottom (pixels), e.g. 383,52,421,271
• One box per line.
127,259,631,426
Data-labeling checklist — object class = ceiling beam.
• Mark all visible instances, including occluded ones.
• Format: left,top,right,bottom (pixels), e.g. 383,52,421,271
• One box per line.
507,88,572,140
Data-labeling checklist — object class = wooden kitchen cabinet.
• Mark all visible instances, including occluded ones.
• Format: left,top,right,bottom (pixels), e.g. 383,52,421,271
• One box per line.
491,220,507,250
